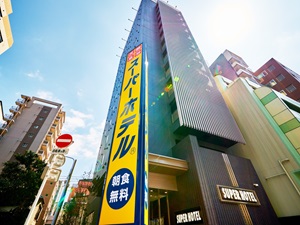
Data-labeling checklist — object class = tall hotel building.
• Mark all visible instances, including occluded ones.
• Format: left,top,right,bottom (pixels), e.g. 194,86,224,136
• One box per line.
0,0,13,55
89,0,281,224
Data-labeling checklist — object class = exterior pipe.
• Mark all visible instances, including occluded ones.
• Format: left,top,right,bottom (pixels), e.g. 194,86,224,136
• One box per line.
278,158,300,196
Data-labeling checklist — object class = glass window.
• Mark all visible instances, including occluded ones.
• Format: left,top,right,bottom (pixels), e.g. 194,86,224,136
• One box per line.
280,90,287,95
268,65,275,72
28,133,34,138
286,84,297,93
39,117,44,121
162,49,167,58
22,143,28,148
257,70,268,79
33,125,39,129
171,110,179,123
164,62,170,72
267,79,277,87
276,74,285,82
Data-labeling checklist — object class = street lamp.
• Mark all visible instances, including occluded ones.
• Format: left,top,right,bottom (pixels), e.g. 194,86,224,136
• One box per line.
51,156,77,225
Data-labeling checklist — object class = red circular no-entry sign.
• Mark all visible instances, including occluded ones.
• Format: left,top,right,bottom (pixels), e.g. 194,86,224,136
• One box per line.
55,134,73,148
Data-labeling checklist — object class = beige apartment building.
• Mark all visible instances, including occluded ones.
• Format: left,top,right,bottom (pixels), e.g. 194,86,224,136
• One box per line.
0,95,66,224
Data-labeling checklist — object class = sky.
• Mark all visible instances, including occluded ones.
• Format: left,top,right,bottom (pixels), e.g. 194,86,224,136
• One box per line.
0,0,300,183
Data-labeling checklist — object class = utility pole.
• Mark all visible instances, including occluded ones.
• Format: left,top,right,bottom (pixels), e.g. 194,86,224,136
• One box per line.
51,157,77,225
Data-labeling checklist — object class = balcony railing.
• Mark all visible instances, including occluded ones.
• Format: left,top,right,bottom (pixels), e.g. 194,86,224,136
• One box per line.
0,121,8,130
9,105,20,114
15,98,26,106
4,113,14,122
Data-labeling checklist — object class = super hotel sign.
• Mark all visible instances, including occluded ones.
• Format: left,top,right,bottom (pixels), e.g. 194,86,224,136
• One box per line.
217,185,260,206
99,44,148,225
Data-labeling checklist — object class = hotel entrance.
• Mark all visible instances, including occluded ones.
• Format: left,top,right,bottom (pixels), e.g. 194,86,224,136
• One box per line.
149,189,171,225
148,153,189,225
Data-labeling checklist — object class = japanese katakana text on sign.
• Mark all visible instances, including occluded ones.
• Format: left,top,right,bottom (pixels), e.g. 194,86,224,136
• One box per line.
99,44,143,225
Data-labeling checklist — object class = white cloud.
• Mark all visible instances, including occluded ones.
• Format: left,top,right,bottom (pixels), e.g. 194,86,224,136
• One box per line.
66,122,104,159
63,109,94,132
77,89,83,98
63,116,86,132
25,70,44,81
70,109,93,119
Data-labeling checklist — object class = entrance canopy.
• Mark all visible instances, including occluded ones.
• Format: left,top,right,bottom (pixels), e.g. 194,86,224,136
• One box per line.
149,153,188,191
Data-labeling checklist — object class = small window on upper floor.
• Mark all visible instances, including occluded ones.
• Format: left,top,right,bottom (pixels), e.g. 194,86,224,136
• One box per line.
33,125,39,129
276,74,285,82
268,65,275,72
28,133,35,138
257,70,268,80
263,70,268,76
280,90,287,96
22,143,28,148
286,84,297,93
43,109,49,113
157,15,161,23
39,117,44,121
158,22,162,31
267,79,277,87
161,38,165,48
162,49,167,58
164,62,170,72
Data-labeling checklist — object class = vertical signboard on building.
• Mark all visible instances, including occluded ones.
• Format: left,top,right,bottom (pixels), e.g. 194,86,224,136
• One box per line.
99,44,148,225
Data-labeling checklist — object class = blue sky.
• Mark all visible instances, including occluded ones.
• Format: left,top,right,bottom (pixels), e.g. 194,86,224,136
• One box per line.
1,0,300,182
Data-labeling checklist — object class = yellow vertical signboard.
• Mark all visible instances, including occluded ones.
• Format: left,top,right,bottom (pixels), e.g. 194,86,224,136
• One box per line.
99,44,143,225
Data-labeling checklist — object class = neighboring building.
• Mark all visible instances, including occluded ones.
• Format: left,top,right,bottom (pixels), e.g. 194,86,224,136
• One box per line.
87,0,280,224
56,180,92,225
67,179,92,201
0,95,66,224
215,76,300,223
209,49,259,83
35,180,59,225
254,58,300,102
0,95,65,167
0,0,13,54
44,180,65,225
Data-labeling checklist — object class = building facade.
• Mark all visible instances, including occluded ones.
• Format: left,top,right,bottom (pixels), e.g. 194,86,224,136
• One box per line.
209,49,259,83
88,0,280,224
254,58,300,102
0,0,13,54
0,95,66,224
215,76,300,223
